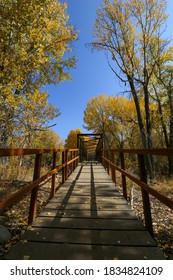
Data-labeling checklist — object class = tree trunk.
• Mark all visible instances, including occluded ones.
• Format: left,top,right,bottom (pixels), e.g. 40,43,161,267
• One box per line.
153,86,173,175
128,77,154,179
144,84,153,149
143,83,155,177
167,88,173,175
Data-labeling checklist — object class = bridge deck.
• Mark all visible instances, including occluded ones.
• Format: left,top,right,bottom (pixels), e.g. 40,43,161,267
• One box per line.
6,162,165,260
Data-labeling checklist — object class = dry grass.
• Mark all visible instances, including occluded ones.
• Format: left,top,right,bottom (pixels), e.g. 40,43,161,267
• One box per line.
151,177,173,197
0,161,51,202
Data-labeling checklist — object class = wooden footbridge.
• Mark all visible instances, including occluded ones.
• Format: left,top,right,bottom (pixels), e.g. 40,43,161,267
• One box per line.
0,134,173,259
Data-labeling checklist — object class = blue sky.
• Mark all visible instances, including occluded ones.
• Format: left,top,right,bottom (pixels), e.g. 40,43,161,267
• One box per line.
46,0,172,142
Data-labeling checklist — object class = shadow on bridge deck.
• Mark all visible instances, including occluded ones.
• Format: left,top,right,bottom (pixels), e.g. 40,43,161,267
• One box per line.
5,161,165,260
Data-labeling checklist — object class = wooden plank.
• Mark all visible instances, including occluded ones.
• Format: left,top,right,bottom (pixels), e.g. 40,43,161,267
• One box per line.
54,192,123,198
22,228,157,246
57,185,122,192
49,196,126,203
43,202,131,211
38,209,137,219
6,242,165,260
59,181,118,186
56,189,123,197
31,217,145,230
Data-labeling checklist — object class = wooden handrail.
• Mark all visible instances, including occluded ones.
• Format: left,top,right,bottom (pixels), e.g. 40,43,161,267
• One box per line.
112,148,173,156
102,156,173,210
102,148,173,235
0,148,78,157
0,148,79,223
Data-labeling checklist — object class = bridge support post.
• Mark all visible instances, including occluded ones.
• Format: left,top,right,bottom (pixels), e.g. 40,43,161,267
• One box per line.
111,150,116,183
62,151,65,184
120,151,127,200
51,152,57,197
103,149,109,172
138,154,153,236
70,151,73,174
28,153,42,224
106,150,110,175
72,151,75,171
62,150,68,184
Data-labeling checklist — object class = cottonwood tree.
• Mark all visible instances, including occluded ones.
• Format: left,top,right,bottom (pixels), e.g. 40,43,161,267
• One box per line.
152,48,173,147
6,129,63,169
83,94,142,149
83,94,112,148
65,128,82,149
150,47,173,174
92,0,168,178
1,90,61,147
0,0,77,146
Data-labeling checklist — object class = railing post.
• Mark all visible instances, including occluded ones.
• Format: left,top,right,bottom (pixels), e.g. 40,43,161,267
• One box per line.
70,151,73,174
28,153,42,224
103,149,109,172
111,150,116,183
138,154,153,236
73,151,75,169
62,149,68,184
72,151,75,171
106,150,110,175
62,151,65,184
75,150,78,169
51,152,57,198
65,149,68,180
102,149,105,169
120,151,127,200
76,150,79,168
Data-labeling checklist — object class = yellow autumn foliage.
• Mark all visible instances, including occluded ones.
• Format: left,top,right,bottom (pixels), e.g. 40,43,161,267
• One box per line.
0,0,78,147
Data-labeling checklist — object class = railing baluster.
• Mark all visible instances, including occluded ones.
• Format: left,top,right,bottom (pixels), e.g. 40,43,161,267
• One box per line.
102,149,105,169
51,152,57,198
28,153,42,224
103,149,109,172
111,150,116,183
70,151,73,174
73,151,76,171
106,150,110,175
62,149,68,184
65,149,68,181
119,151,127,200
62,151,65,184
77,150,79,167
75,151,77,168
138,154,153,236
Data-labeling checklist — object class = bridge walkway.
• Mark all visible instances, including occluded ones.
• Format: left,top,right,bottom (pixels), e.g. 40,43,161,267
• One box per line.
6,161,165,260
